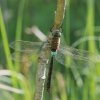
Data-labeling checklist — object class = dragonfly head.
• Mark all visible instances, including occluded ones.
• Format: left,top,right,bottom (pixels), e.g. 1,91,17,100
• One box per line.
52,30,61,38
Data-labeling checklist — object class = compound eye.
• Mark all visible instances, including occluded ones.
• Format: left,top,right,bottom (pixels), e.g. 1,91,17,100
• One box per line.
58,32,61,37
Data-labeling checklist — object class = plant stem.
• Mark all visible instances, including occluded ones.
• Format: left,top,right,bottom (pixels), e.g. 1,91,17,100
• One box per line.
51,0,66,32
34,0,66,100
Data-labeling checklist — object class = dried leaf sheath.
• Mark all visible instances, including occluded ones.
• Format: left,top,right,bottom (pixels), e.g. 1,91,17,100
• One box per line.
46,56,54,92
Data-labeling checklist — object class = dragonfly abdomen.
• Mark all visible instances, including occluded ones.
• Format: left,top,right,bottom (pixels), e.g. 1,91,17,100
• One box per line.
47,56,54,92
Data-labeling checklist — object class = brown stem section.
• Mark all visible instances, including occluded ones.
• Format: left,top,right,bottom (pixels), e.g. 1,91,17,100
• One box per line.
51,0,66,32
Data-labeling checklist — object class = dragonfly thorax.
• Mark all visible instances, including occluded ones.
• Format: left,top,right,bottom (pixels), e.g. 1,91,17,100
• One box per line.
51,37,60,51
50,30,61,56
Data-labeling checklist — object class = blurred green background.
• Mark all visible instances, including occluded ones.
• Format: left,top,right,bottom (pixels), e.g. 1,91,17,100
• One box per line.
0,0,100,100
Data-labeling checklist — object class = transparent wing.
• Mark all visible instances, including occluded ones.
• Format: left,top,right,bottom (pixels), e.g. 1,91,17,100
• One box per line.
55,45,100,69
59,45,100,62
9,51,37,62
9,40,43,52
9,41,50,62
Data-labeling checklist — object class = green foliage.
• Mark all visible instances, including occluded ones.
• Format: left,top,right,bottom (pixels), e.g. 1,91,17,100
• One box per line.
0,0,100,100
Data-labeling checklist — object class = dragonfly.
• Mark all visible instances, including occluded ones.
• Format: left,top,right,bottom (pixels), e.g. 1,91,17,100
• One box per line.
9,30,100,92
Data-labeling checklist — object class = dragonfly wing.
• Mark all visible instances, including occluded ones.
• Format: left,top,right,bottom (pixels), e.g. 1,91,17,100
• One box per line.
55,46,96,69
9,51,36,62
59,45,100,62
9,40,43,52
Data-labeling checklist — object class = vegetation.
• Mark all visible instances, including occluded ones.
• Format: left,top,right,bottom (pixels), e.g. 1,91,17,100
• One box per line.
0,0,100,100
